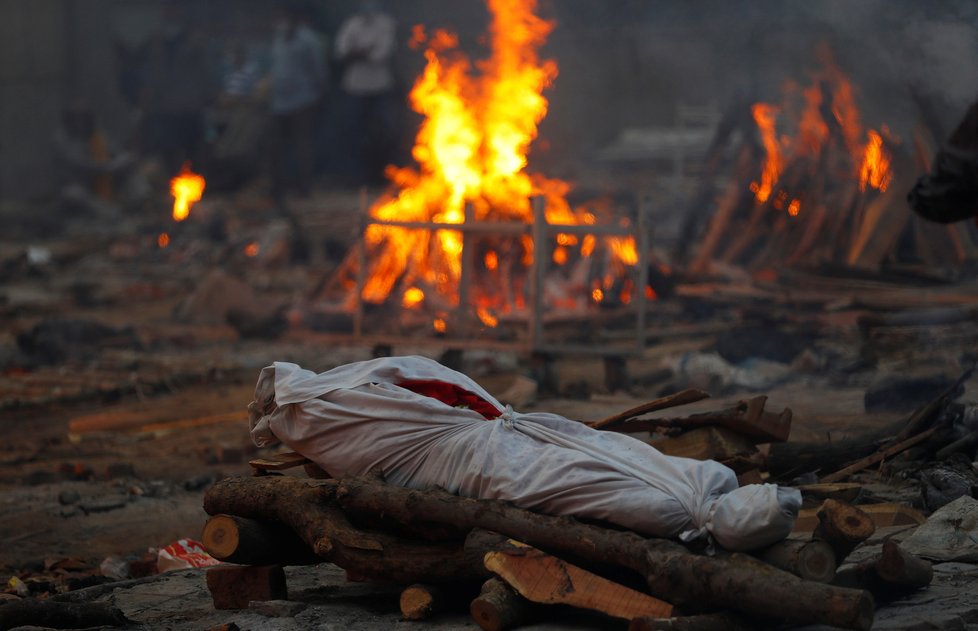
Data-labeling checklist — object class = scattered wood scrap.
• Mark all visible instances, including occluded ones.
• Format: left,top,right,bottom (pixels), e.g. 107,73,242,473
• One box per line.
614,396,792,444
588,389,710,430
833,540,933,600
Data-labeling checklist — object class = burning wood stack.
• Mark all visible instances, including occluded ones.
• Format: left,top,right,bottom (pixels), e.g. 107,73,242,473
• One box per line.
311,0,654,347
689,44,978,275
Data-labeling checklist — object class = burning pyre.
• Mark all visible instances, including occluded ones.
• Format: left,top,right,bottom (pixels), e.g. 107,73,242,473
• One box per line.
691,45,915,273
335,0,643,333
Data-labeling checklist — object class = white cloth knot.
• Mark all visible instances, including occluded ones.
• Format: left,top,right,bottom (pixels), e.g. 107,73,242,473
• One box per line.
499,405,518,429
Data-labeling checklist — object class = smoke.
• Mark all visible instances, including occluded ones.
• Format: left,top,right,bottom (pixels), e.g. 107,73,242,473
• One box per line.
533,0,978,161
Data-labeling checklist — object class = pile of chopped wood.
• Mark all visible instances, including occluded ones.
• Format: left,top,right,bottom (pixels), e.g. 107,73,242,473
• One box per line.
198,386,950,630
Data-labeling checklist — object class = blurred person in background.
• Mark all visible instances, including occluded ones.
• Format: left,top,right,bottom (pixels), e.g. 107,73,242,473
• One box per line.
142,2,211,173
205,41,266,192
269,2,326,200
335,0,398,186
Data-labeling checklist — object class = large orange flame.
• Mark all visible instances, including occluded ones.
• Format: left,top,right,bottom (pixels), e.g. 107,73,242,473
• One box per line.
360,0,638,316
170,163,205,222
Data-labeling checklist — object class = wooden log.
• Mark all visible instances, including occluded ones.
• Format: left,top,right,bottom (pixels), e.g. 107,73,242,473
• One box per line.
201,514,320,566
820,427,938,483
754,539,836,583
629,612,754,631
766,415,907,479
470,578,535,631
588,389,710,430
336,477,873,629
206,476,874,630
484,538,674,620
689,145,756,275
650,426,757,462
813,500,875,563
400,583,447,621
202,477,488,584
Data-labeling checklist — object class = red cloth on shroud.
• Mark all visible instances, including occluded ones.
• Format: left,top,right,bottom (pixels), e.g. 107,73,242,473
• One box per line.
396,379,502,419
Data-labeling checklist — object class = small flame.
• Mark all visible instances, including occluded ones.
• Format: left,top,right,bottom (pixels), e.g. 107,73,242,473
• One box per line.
484,250,499,271
403,286,425,308
433,318,447,333
592,288,604,302
750,103,781,203
645,285,657,300
858,129,892,192
552,246,568,265
556,233,577,246
476,307,498,327
170,163,205,222
157,232,170,248
788,199,801,216
580,235,596,257
244,242,260,257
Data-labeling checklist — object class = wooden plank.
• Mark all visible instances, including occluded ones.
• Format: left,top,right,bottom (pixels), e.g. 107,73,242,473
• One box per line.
484,540,673,621
650,426,757,461
137,411,247,435
249,451,311,472
792,503,926,534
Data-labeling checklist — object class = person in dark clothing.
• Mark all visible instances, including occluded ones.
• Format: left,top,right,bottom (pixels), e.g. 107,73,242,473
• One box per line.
908,98,978,223
142,5,211,173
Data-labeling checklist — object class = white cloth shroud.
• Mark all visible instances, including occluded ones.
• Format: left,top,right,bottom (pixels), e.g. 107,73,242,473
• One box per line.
249,356,801,551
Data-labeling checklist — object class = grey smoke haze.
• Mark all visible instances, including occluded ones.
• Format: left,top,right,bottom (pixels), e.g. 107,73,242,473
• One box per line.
2,0,976,198
535,0,978,159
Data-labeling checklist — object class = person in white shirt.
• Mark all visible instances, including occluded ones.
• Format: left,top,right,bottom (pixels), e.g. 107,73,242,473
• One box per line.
335,0,398,185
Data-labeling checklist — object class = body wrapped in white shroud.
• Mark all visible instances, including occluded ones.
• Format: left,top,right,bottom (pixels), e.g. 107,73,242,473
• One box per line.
249,356,800,551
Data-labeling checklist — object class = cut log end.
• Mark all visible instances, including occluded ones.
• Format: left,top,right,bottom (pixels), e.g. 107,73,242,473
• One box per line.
400,583,444,620
814,500,876,562
470,578,533,631
202,514,239,560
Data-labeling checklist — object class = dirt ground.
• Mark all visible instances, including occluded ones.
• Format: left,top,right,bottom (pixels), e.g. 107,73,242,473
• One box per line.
2,191,978,629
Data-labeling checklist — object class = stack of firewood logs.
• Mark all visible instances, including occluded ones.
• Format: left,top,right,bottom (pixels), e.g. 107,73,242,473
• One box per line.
200,386,944,630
